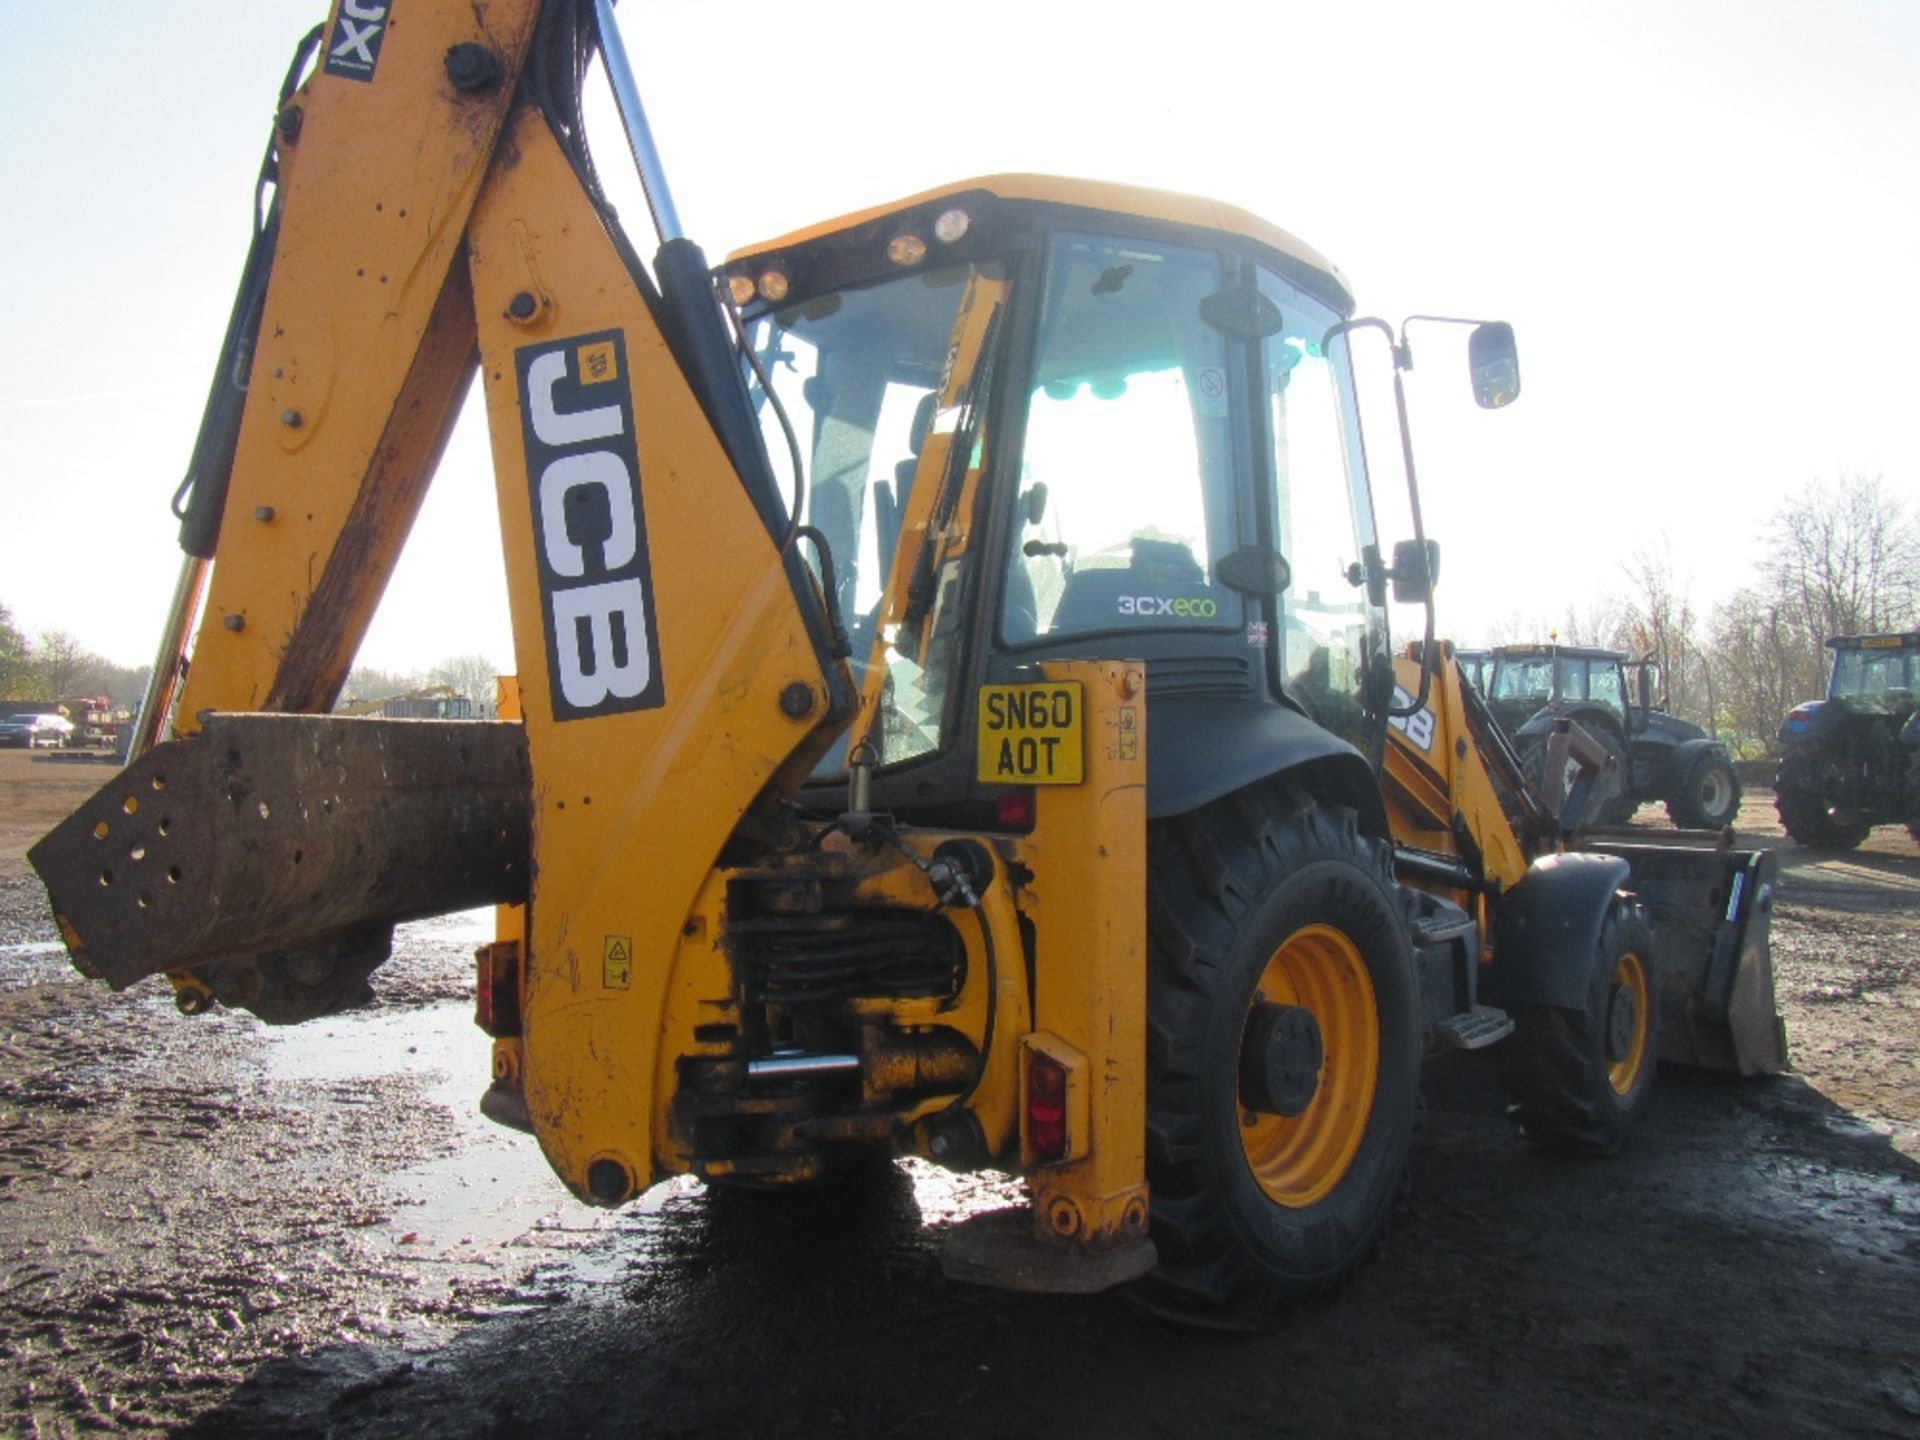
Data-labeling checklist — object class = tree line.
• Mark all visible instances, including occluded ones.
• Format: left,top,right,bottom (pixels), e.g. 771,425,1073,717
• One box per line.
1480,472,1919,754
0,607,148,706
0,606,502,721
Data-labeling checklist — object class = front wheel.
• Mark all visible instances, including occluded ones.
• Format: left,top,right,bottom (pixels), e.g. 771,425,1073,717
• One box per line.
1502,898,1658,1156
1668,753,1742,830
1905,751,1920,846
1139,780,1421,1327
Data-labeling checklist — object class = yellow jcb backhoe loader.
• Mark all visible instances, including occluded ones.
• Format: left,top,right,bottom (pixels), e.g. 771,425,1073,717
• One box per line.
30,0,1785,1326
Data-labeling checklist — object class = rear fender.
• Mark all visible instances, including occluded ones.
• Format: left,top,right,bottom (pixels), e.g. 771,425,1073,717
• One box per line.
1145,698,1387,839
1669,737,1726,774
1484,852,1630,1010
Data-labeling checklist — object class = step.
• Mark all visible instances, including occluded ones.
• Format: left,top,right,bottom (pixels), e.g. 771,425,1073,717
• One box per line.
1433,1004,1515,1052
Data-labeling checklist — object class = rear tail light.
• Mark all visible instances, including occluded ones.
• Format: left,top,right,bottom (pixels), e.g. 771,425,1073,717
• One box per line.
994,785,1036,831
1027,1050,1068,1162
475,941,522,1037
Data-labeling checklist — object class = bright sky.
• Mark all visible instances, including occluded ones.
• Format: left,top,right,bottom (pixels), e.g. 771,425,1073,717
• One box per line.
3,0,1916,671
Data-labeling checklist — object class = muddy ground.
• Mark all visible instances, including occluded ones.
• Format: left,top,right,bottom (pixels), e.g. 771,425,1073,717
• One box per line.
1,748,1915,1438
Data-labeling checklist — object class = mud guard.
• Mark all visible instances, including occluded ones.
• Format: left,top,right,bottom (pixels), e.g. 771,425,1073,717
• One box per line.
1483,852,1630,1011
1669,736,1728,773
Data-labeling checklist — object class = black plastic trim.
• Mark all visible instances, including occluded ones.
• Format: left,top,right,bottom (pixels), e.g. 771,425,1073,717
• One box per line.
1484,853,1630,1010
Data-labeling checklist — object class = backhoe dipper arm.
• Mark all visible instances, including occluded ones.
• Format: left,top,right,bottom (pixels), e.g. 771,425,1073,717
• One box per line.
33,0,857,1197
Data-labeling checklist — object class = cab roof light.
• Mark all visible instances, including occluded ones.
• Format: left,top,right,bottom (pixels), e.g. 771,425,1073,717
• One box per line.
934,208,971,244
886,233,928,267
726,273,756,307
757,269,790,303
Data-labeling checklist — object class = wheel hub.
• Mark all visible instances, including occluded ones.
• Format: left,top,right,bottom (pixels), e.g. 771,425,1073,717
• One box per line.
1241,1002,1323,1117
1605,982,1639,1063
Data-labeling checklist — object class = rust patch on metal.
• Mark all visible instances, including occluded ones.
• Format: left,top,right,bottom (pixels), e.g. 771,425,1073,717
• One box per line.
30,713,530,991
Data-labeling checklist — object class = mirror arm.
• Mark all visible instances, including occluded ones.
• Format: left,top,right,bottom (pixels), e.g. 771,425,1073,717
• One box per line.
1323,318,1435,721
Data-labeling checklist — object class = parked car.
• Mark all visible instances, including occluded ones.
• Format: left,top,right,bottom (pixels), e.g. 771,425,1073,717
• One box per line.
0,713,76,749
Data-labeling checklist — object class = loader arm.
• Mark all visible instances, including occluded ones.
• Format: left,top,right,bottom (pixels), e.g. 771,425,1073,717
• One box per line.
1381,647,1785,1076
32,0,857,1193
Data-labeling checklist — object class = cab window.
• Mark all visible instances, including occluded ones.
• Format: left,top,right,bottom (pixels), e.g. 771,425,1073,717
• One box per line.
1002,234,1241,643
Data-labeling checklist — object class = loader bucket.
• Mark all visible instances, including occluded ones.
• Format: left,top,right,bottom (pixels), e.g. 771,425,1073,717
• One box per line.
1582,832,1787,1075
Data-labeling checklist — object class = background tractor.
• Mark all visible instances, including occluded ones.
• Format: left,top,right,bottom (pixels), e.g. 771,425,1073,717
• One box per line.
1775,632,1920,849
1483,644,1741,830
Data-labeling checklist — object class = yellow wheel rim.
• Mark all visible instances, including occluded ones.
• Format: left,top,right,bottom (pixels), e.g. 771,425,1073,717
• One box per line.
1239,923,1379,1209
1606,949,1651,1095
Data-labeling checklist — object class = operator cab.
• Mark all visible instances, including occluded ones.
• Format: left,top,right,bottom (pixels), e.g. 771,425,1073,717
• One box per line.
726,177,1391,829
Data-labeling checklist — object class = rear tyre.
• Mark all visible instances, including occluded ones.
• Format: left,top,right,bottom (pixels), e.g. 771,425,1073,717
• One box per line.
1775,752,1870,850
1667,753,1742,830
1906,752,1920,846
1138,779,1421,1327
1502,898,1657,1156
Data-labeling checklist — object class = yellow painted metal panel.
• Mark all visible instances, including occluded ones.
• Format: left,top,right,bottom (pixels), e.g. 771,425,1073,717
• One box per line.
177,0,543,725
466,106,847,1201
1014,660,1150,1252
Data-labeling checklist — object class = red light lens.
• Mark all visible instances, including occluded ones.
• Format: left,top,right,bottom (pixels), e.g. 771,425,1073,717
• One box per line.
994,786,1037,830
475,942,522,1037
1028,1053,1068,1160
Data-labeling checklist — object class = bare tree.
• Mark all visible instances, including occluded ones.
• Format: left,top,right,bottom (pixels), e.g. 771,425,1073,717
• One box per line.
1706,472,1920,754
1616,541,1705,725
33,630,90,697
0,603,31,700
1766,471,1920,640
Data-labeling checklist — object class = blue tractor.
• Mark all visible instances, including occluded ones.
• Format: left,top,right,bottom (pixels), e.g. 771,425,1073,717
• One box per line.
1775,632,1920,850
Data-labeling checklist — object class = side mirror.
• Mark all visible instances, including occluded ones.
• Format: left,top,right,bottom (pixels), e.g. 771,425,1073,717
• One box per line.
1389,538,1440,604
1468,322,1520,409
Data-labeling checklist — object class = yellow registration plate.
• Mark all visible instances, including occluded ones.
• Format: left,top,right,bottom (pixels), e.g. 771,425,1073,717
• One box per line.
976,682,1084,785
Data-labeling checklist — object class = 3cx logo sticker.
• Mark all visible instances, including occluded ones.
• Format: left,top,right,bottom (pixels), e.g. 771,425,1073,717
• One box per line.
325,0,390,82
1117,595,1219,619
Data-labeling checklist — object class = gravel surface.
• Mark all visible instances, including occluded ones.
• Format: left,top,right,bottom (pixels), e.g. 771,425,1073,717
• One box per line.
1,753,1915,1438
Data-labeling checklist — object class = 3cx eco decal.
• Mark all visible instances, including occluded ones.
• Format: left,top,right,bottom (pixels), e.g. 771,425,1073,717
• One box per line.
1386,685,1436,751
1116,595,1219,619
516,330,666,721
324,0,391,82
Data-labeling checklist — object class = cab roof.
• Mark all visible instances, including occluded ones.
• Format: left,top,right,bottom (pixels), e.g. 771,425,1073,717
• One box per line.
1826,632,1920,650
726,173,1354,310
1491,644,1630,663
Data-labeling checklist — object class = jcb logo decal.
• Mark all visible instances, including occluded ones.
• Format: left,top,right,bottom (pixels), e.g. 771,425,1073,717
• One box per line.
1386,685,1436,752
325,0,390,82
517,331,665,721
